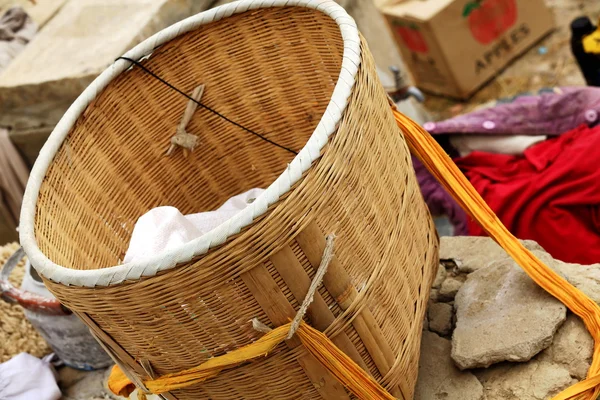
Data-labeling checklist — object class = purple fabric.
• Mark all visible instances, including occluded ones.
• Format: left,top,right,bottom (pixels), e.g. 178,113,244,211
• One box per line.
414,86,600,236
426,87,600,136
412,155,469,236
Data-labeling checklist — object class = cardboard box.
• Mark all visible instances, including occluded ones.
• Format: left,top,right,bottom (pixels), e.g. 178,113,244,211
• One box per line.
376,0,555,99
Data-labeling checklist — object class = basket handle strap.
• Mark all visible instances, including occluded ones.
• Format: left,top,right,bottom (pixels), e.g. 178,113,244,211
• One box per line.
166,84,204,157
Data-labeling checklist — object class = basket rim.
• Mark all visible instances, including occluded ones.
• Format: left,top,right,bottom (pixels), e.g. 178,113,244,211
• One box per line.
19,0,361,287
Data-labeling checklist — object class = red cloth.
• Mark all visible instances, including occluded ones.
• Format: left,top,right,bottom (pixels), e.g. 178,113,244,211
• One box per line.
455,124,600,264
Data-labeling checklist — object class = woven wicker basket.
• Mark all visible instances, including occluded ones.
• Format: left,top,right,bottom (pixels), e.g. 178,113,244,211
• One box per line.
20,0,438,398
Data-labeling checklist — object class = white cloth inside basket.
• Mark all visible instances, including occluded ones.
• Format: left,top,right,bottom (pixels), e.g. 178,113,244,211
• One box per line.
123,188,265,264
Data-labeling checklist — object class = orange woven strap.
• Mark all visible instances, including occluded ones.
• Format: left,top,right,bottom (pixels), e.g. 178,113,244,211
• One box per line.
108,321,395,399
392,109,600,400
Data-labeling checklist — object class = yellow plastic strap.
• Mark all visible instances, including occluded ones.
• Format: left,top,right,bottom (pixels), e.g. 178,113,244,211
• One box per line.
583,31,600,54
108,321,395,399
583,23,600,54
392,109,600,400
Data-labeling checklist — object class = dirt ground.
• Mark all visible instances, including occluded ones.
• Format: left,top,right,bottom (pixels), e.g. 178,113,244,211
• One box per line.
423,0,600,120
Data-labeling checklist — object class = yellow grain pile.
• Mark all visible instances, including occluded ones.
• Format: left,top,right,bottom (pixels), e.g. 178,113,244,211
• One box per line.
0,242,50,362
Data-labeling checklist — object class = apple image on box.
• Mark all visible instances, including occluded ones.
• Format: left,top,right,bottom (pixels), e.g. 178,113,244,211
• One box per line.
395,22,429,53
463,0,518,45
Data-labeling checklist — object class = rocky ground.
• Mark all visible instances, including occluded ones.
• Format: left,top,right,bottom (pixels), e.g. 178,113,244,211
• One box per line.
416,237,597,400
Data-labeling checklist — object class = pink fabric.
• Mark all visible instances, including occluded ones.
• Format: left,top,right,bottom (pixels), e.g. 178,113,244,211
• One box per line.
426,87,600,136
412,156,469,236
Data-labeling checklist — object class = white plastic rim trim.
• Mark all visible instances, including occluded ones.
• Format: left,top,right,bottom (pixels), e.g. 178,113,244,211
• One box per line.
19,0,361,287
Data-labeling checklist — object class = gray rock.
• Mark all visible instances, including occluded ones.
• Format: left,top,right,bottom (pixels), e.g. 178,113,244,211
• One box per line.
430,288,440,302
547,255,600,306
440,237,506,273
428,302,454,336
476,359,575,400
440,237,543,273
496,248,600,318
520,240,544,252
539,314,593,380
439,277,463,302
433,264,447,289
415,331,484,400
452,261,567,370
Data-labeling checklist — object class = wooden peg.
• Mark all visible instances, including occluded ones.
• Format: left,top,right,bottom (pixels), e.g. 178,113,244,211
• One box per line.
167,84,204,156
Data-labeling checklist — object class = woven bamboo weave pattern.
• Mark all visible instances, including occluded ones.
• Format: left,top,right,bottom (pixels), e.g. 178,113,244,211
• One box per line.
27,3,437,399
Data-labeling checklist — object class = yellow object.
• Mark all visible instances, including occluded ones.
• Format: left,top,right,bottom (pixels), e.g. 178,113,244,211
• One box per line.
393,109,600,400
109,108,600,400
109,321,395,399
583,28,600,54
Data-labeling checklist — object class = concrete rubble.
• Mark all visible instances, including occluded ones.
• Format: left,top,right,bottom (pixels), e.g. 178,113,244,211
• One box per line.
452,261,567,369
415,331,484,400
475,360,575,400
416,236,598,400
427,302,453,337
539,315,593,381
